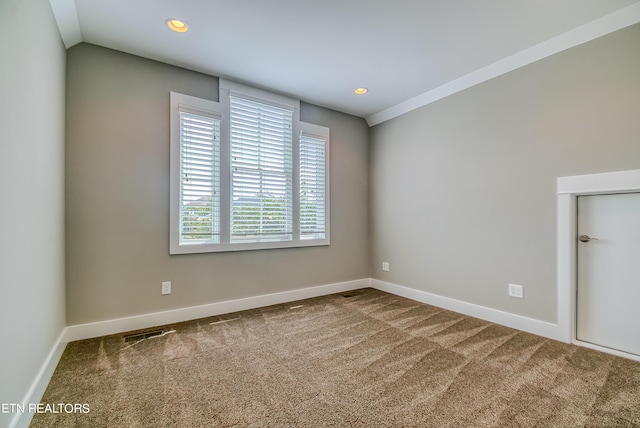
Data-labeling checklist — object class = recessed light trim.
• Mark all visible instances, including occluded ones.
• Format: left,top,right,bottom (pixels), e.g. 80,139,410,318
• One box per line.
354,87,368,95
166,19,189,33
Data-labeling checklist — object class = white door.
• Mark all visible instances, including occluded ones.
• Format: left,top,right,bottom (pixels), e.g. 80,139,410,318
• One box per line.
576,192,640,356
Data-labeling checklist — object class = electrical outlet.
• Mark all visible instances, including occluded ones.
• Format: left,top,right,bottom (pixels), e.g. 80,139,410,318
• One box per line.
382,262,390,272
508,283,524,299
162,281,172,295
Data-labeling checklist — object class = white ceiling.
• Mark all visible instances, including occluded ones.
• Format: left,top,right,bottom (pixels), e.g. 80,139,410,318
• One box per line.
50,0,640,125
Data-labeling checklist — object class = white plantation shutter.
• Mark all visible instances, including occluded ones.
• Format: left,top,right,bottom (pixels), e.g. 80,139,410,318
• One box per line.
230,96,293,242
179,111,221,244
300,133,327,239
170,87,329,254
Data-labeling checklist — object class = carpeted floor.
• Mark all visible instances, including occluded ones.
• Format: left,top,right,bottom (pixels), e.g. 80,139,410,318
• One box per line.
31,288,640,427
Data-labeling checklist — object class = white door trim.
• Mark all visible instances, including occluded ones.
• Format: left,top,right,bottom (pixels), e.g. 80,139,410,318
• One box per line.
557,169,640,360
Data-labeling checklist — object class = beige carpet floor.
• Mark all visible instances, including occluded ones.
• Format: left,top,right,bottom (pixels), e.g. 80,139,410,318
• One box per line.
31,288,640,427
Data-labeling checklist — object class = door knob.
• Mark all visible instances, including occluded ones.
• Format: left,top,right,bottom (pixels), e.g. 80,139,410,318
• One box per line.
579,235,599,243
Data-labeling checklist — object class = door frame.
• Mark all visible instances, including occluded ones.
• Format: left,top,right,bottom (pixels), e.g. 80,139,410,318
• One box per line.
557,168,640,361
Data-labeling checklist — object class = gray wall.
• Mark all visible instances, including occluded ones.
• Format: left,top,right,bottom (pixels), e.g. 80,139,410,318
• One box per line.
0,0,67,424
370,24,640,323
65,44,370,325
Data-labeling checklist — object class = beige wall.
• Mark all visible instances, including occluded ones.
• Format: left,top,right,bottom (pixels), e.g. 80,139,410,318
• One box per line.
0,0,67,423
370,24,640,323
65,44,370,325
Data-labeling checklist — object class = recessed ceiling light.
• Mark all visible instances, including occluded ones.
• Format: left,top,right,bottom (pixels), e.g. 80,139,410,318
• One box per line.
354,87,368,95
166,19,189,33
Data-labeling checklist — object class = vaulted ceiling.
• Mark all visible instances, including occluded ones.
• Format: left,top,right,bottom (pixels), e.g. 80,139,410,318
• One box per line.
50,0,640,125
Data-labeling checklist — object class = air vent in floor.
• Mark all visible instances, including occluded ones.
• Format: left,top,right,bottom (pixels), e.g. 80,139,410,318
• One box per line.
339,289,366,298
123,328,165,343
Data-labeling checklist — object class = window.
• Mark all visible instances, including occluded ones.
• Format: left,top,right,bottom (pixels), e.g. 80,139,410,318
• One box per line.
300,123,328,241
170,81,330,254
178,110,221,246
230,95,293,243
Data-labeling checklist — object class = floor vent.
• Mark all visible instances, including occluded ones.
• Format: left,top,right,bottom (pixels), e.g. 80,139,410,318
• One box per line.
123,329,165,343
339,289,366,298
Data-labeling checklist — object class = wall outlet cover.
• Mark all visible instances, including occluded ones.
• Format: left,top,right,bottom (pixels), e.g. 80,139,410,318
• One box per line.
162,281,172,295
508,283,524,299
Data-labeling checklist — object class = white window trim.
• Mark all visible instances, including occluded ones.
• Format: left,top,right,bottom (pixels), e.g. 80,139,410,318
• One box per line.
219,78,300,112
170,83,330,255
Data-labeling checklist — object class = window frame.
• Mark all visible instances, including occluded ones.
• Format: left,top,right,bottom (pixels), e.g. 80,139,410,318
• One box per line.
169,83,330,255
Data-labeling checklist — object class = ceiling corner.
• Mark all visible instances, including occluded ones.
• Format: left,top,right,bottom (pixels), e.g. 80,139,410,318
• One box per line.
49,0,82,48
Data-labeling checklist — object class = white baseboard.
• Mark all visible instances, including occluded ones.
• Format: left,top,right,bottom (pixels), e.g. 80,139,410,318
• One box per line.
370,279,565,342
64,277,566,343
9,330,67,428
64,278,370,342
